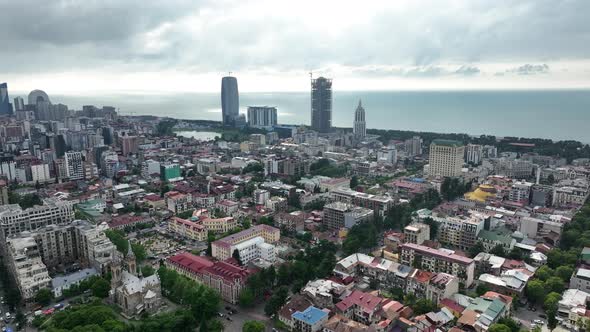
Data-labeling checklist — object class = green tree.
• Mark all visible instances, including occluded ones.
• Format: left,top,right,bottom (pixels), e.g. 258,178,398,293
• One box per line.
264,286,288,316
476,284,490,296
535,265,555,281
238,288,255,307
526,279,545,304
496,317,521,332
548,309,558,331
555,265,574,281
488,324,512,332
412,299,438,315
141,265,155,277
131,242,147,262
243,320,265,332
543,292,561,312
468,241,485,258
422,217,438,239
34,288,53,306
350,176,359,189
544,276,565,294
91,278,111,298
490,244,506,257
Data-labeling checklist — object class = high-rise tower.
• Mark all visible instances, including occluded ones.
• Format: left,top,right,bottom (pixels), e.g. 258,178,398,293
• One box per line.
311,77,332,133
0,83,13,116
353,100,366,139
221,76,239,126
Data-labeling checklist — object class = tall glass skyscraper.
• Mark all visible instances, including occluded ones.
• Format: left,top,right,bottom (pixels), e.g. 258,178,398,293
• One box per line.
311,77,332,133
221,76,239,126
0,83,13,116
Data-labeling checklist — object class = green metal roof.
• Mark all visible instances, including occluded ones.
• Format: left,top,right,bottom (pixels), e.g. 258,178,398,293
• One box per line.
431,139,463,147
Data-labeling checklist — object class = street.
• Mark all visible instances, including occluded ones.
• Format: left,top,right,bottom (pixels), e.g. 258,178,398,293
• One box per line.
219,304,273,331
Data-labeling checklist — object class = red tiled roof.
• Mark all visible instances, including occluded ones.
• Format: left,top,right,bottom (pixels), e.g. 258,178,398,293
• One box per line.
109,214,148,228
335,290,384,314
167,252,214,274
439,298,465,314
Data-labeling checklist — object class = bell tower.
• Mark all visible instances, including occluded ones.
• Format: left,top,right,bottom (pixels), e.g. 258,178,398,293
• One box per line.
125,240,137,276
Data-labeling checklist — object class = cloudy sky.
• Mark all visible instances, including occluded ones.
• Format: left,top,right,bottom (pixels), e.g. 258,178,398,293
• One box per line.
1,0,589,93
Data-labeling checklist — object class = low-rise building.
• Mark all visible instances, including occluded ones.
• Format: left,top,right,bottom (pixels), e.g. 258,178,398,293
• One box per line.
164,191,193,214
165,252,252,304
212,224,280,261
570,268,590,294
292,306,329,332
323,202,373,230
400,243,476,287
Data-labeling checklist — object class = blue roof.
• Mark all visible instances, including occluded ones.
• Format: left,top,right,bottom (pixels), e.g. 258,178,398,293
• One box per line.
292,306,328,325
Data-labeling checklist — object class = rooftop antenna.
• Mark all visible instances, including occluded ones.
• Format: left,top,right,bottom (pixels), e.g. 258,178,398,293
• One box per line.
229,71,233,76
309,71,313,81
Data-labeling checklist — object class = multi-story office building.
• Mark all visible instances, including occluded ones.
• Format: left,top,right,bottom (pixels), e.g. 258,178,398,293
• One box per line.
404,223,430,245
253,189,270,205
65,151,84,180
212,224,280,261
247,106,277,128
329,187,393,217
353,100,366,139
311,77,332,133
5,236,51,300
142,159,161,178
428,139,465,177
0,198,75,238
377,146,397,165
221,76,239,126
400,243,476,287
263,157,311,177
323,202,373,230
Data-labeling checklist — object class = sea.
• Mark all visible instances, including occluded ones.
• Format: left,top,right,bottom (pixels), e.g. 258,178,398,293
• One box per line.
43,89,590,143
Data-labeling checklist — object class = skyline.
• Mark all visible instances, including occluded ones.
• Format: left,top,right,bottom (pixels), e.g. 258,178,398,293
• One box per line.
2,0,590,93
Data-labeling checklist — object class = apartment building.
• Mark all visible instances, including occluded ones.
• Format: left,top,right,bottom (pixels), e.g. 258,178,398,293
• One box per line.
168,217,207,241
5,236,52,301
329,187,393,217
212,224,280,261
0,198,75,238
232,236,276,264
164,191,193,214
323,202,373,230
400,243,476,287
404,223,430,245
437,214,486,250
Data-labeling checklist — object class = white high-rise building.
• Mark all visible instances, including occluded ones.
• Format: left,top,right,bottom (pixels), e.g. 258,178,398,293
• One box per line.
353,100,366,139
465,144,483,165
247,106,277,128
428,139,465,177
31,163,52,183
65,151,84,180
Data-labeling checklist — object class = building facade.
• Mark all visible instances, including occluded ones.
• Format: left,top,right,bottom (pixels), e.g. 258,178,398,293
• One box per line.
428,140,465,177
247,106,277,128
353,100,366,139
221,76,239,126
311,77,332,133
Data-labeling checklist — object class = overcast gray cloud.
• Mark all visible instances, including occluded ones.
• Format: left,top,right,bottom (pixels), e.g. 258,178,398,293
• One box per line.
0,0,589,91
